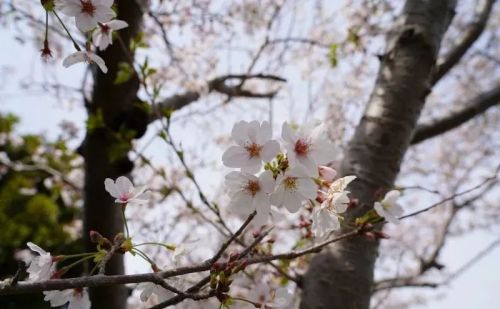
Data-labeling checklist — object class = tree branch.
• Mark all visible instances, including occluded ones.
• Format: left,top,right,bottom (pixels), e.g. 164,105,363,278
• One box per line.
150,74,286,123
411,84,500,144
431,0,495,85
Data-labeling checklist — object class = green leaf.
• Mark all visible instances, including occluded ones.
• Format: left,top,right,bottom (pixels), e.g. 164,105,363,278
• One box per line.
114,62,133,85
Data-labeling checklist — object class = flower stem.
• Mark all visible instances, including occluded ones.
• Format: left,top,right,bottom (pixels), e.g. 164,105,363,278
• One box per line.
62,252,96,260
52,10,81,51
131,248,156,266
121,207,130,238
133,242,175,251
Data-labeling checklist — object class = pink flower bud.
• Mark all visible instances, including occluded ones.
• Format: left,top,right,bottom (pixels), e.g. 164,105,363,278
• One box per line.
318,166,337,182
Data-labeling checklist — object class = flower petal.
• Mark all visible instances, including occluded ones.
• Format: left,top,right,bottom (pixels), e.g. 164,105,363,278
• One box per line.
62,51,86,68
258,170,275,194
115,176,133,195
104,178,119,198
260,140,280,162
108,19,129,30
88,53,108,73
27,242,47,256
75,13,97,32
222,146,249,168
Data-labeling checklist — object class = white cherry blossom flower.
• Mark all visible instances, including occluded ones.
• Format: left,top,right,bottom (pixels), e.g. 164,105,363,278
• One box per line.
26,242,55,281
43,288,90,309
225,170,275,225
104,176,149,206
92,19,128,50
266,287,294,309
318,165,336,184
270,166,317,213
312,176,356,238
56,0,115,32
63,50,108,73
222,121,280,174
374,190,403,224
281,122,336,175
137,282,174,304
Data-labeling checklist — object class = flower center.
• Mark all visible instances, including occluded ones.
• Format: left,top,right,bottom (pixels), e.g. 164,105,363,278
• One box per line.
283,176,298,191
118,193,131,202
244,180,260,196
245,143,262,158
100,24,110,34
294,139,310,156
80,0,96,16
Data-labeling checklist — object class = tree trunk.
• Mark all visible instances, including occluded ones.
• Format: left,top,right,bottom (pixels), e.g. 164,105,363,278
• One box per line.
300,1,457,308
82,1,145,308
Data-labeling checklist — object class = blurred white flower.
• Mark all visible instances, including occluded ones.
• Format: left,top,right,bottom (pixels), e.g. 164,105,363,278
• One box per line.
56,0,115,32
26,242,55,281
225,170,275,226
104,176,149,206
374,190,403,224
282,122,336,174
92,19,128,50
63,50,108,73
43,288,90,309
137,282,174,304
222,121,280,174
270,166,317,213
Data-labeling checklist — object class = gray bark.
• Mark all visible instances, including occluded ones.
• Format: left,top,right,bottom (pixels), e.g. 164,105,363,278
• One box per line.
82,1,145,308
300,1,457,308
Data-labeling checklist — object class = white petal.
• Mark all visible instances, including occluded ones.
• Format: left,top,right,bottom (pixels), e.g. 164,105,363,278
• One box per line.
260,140,280,162
258,170,275,194
257,121,272,144
27,242,47,256
104,178,119,198
62,52,86,68
389,203,404,217
108,19,129,30
231,121,250,146
281,122,297,144
94,0,114,7
88,53,108,73
270,186,285,207
246,121,260,143
284,192,302,212
222,146,249,168
229,192,254,215
383,190,401,205
309,143,336,165
296,155,318,176
297,178,317,200
384,211,400,225
57,2,81,16
68,290,91,309
374,202,385,217
75,13,97,32
115,176,133,195
94,6,116,23
240,156,262,174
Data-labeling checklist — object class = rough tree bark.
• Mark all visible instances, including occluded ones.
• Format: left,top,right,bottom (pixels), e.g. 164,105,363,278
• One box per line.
300,1,457,308
82,1,145,308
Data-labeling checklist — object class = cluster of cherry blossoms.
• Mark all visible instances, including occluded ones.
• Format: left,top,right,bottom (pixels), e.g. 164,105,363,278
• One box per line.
223,120,405,237
40,0,129,73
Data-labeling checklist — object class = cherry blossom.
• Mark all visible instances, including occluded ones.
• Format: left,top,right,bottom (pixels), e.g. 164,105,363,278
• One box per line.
26,242,55,281
312,176,356,238
318,165,336,185
55,0,116,32
104,176,149,206
374,190,404,224
137,282,175,304
225,170,275,225
63,50,108,73
92,19,129,51
281,122,336,175
43,288,90,309
222,120,280,174
270,166,317,213
265,287,294,309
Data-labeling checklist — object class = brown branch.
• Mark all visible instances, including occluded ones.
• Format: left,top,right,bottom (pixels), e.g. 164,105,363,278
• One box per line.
411,84,500,144
150,74,286,123
431,0,495,84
